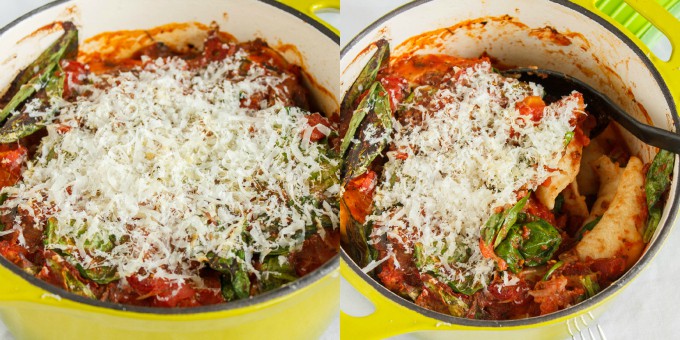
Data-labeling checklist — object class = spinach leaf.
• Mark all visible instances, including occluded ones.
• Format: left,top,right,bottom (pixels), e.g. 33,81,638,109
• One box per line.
580,274,600,298
493,194,530,248
446,275,483,296
46,254,96,299
76,263,118,284
645,149,675,209
542,260,564,281
207,250,250,299
340,39,389,136
341,198,374,268
480,194,529,249
520,220,562,267
575,216,601,242
481,212,503,245
494,225,524,274
260,256,298,292
0,24,78,143
644,206,661,243
496,219,561,273
0,23,77,123
310,150,341,201
563,131,574,147
220,275,236,302
423,280,468,317
0,22,77,110
643,150,674,243
553,193,564,214
341,81,393,183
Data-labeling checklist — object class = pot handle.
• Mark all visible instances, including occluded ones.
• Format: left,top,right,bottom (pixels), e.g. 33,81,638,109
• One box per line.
340,259,461,339
277,0,340,36
621,0,680,100
570,0,680,100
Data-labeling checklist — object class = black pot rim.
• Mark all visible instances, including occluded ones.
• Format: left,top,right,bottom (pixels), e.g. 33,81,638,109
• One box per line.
0,0,339,316
341,0,680,328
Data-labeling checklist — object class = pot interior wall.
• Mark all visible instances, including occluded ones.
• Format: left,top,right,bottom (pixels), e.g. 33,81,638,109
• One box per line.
0,0,339,116
341,0,677,252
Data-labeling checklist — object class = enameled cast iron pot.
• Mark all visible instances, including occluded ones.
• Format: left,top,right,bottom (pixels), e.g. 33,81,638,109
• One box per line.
340,0,680,339
0,1,339,339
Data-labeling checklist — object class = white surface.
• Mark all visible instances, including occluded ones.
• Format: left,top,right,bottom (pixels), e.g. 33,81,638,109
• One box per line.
0,1,339,339
339,1,680,339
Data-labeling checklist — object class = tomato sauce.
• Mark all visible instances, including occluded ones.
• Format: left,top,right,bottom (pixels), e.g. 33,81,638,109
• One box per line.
0,25,338,308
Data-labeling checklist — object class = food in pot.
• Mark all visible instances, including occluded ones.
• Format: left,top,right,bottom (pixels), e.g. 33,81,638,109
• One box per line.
340,39,674,320
0,22,340,307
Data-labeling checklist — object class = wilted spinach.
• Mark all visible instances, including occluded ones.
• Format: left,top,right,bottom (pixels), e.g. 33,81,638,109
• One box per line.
643,150,675,243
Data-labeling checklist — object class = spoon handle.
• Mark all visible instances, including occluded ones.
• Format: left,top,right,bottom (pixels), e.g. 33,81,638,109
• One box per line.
591,86,680,154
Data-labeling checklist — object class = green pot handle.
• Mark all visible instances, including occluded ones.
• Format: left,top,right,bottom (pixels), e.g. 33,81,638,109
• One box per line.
278,0,339,36
571,0,680,101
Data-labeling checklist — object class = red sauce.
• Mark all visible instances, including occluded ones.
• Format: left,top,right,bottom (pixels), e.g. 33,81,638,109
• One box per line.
0,24,337,308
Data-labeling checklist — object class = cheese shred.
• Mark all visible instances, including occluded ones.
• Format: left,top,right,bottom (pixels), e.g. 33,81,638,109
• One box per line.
2,53,339,284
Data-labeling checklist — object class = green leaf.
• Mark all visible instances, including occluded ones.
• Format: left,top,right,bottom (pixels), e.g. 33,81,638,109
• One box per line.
207,251,250,299
232,267,250,299
423,280,468,317
0,22,77,109
76,264,118,284
446,275,483,296
341,81,393,184
481,212,503,245
553,193,564,214
542,261,564,281
563,131,574,147
645,149,675,209
492,194,530,248
340,39,389,135
495,219,561,273
46,254,96,299
644,206,662,243
575,216,602,242
43,217,61,246
396,85,435,113
519,220,562,267
310,151,341,200
220,275,236,302
342,198,374,268
0,23,78,123
495,225,524,273
580,274,600,298
260,256,298,292
414,243,426,269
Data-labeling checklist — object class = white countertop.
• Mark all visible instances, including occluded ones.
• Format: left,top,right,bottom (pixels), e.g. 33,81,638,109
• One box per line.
339,1,680,340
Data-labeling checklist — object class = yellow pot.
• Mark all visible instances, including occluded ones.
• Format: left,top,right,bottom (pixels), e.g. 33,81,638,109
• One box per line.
340,0,680,339
0,0,339,339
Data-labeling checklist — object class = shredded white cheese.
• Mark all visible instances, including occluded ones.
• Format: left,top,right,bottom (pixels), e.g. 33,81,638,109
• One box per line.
2,52,339,285
368,62,581,287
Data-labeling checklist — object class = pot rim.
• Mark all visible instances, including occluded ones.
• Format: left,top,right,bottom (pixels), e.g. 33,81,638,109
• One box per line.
0,0,340,316
340,0,680,328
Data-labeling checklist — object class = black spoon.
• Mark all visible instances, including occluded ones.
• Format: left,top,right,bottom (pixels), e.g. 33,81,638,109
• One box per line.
503,68,680,153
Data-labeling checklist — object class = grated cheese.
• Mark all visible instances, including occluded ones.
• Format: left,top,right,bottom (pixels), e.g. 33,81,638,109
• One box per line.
368,62,582,288
1,52,338,285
